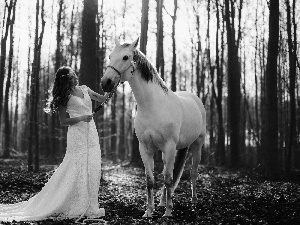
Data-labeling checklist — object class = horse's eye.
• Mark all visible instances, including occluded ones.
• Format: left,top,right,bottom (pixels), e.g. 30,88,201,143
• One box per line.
123,55,129,60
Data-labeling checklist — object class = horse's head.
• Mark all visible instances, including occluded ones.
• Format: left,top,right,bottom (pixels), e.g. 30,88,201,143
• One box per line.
101,38,139,92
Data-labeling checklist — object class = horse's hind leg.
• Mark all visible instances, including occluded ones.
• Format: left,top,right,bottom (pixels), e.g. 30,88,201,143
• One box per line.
190,134,205,203
159,147,189,207
139,144,155,218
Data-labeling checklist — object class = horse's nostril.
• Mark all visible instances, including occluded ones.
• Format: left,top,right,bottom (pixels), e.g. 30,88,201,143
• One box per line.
107,78,112,86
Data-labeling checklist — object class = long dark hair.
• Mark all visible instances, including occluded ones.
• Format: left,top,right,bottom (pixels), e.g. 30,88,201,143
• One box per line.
45,66,75,113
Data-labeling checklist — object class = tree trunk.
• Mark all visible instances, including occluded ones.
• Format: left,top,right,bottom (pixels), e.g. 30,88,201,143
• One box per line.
263,0,279,176
259,21,265,167
80,0,98,92
28,0,45,172
13,37,20,151
254,0,260,153
28,0,40,171
171,0,177,92
195,3,201,98
206,0,215,153
285,0,297,173
23,41,31,155
140,0,149,55
2,0,17,158
55,0,63,72
292,0,298,168
156,0,164,80
69,2,75,67
241,45,247,164
0,0,13,127
278,33,284,168
224,0,241,168
35,0,45,172
212,0,225,165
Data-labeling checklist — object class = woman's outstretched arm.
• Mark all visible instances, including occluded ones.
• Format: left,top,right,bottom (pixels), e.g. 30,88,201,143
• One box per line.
86,86,110,103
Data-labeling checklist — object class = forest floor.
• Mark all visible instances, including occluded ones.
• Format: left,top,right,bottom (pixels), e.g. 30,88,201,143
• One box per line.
0,157,300,225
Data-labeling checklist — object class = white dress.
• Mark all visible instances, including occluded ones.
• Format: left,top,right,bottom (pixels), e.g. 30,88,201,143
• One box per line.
0,85,104,222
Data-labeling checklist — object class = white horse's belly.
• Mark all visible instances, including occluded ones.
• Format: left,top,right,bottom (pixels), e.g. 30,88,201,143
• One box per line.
176,113,202,149
176,92,204,149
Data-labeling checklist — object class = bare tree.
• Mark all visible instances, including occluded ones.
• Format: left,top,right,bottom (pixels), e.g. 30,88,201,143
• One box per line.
28,0,45,172
254,0,260,151
285,0,297,173
13,37,20,151
0,0,13,127
156,0,164,80
171,0,177,91
2,0,16,158
140,0,149,55
224,0,242,167
258,3,266,166
206,0,215,153
263,0,279,176
212,0,225,165
80,0,98,92
193,0,202,98
68,2,75,68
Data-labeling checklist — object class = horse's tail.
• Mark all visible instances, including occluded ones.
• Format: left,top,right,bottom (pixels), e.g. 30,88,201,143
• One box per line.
172,147,189,191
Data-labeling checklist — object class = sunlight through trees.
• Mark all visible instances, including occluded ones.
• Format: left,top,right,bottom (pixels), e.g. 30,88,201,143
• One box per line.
0,0,299,176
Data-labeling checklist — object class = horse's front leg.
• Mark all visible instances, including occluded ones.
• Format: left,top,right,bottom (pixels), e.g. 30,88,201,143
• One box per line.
139,143,155,218
162,142,176,217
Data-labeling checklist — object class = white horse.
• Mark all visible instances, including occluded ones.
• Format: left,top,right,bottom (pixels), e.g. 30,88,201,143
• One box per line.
101,38,206,217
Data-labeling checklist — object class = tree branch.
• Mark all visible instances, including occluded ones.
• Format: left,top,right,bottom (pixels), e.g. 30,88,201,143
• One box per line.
163,5,173,19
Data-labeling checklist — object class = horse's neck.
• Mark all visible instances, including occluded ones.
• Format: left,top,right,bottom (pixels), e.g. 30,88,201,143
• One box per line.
129,71,167,111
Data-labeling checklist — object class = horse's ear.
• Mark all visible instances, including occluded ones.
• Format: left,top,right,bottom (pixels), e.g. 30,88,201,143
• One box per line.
130,37,139,50
115,38,120,47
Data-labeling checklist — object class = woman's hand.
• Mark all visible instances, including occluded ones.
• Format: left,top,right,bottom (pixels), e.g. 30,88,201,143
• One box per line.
80,114,94,122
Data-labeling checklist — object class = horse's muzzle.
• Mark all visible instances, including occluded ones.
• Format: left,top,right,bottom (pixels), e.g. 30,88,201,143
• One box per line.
101,77,115,92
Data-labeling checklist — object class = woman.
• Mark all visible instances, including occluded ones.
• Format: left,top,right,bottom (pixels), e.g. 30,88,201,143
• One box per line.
0,66,108,222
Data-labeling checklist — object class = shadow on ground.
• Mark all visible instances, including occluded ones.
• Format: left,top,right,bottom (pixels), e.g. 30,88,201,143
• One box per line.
0,158,300,224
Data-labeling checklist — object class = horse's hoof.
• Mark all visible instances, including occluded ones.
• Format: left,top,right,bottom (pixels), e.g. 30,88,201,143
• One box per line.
191,197,197,204
163,212,172,217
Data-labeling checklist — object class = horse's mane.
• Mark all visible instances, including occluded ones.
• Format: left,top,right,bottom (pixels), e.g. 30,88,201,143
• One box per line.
132,49,168,94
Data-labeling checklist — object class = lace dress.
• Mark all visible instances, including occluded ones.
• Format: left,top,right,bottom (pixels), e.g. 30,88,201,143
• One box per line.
0,85,104,222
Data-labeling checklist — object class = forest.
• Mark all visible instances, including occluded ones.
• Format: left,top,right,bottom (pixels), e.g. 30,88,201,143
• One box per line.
0,0,300,224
